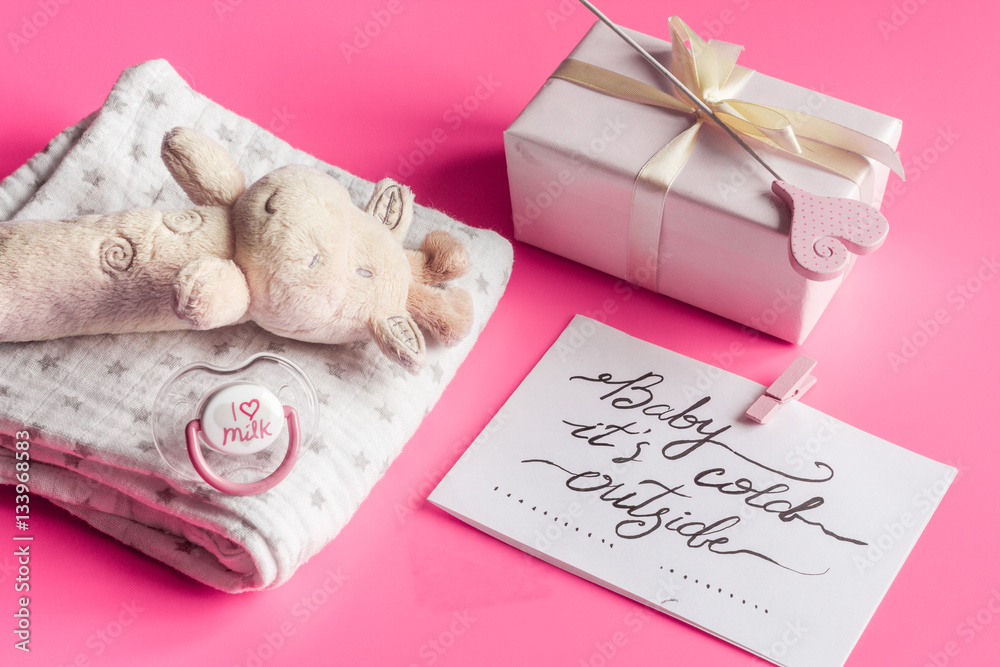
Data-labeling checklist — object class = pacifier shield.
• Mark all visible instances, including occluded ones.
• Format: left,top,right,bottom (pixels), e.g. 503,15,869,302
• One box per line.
151,353,318,494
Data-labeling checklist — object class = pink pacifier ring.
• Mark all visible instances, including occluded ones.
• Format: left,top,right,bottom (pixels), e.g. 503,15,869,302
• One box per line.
185,405,301,496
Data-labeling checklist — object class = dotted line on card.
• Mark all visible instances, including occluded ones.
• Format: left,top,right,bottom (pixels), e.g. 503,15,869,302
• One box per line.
492,486,768,614
493,485,614,549
659,565,768,614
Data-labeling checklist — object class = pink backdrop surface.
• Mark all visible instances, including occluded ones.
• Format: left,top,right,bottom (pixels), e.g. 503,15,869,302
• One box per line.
1,1,997,666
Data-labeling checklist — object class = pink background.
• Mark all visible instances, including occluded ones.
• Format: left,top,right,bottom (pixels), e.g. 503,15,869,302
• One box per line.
1,0,997,665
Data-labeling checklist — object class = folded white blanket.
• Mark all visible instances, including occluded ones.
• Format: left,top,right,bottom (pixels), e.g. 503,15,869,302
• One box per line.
0,60,513,592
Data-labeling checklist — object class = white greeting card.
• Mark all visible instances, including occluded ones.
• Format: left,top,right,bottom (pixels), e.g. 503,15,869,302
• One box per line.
430,316,954,667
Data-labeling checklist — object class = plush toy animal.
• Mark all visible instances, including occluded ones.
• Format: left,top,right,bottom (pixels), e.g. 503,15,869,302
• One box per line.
0,127,473,373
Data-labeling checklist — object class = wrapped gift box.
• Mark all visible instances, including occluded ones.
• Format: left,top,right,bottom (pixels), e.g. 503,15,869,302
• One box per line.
504,20,902,343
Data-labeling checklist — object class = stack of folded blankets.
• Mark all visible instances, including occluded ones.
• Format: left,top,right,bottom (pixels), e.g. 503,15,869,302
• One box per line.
0,60,513,592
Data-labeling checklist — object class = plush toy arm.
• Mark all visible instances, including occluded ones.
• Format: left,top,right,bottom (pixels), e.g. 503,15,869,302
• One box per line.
172,258,250,330
407,283,473,347
407,230,471,284
161,128,247,208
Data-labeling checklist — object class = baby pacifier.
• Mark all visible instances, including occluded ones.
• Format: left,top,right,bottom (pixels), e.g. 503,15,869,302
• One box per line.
151,353,318,496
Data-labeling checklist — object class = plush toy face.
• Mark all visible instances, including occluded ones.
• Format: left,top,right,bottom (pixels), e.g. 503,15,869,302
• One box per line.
233,165,413,346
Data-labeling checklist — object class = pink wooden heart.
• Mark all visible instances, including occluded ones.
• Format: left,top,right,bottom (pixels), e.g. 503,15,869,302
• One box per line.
772,181,889,281
239,399,259,421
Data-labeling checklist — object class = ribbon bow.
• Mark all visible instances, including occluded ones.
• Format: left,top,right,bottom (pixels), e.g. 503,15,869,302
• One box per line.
551,17,904,288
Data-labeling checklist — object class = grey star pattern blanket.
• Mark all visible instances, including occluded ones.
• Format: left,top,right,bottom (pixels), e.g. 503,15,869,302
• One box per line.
0,60,513,592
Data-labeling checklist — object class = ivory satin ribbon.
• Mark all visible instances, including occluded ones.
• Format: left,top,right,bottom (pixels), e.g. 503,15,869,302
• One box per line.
550,17,904,289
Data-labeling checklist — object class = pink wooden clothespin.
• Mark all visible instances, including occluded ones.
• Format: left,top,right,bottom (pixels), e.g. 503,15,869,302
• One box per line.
745,355,817,424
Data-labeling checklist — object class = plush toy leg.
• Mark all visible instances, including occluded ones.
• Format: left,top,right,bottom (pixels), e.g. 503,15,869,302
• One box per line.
407,283,473,347
171,258,250,330
370,313,426,374
408,230,471,284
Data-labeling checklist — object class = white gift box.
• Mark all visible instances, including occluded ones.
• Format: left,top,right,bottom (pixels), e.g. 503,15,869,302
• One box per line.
505,21,902,343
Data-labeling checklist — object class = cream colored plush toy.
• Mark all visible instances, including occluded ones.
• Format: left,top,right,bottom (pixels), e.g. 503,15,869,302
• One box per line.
0,127,473,373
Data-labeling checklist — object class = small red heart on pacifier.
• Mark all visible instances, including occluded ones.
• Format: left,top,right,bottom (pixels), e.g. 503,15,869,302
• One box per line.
239,400,260,421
